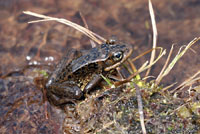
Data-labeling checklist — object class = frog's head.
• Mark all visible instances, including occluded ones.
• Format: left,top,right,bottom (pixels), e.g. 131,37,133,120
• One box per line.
102,43,133,71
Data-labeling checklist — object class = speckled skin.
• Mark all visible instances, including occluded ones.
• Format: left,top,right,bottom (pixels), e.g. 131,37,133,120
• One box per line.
46,43,132,105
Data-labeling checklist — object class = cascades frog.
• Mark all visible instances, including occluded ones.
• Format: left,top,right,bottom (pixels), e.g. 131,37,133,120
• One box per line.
46,41,132,105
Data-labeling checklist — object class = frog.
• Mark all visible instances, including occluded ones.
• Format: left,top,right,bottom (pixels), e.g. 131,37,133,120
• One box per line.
45,41,133,106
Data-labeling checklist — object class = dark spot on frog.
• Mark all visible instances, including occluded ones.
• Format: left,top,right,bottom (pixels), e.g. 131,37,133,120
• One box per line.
88,63,98,69
91,54,98,61
120,45,125,49
85,55,90,60
104,45,110,52
7,81,14,89
101,44,108,49
62,72,67,78
91,51,100,61
59,76,63,81
68,75,72,79
65,66,71,73
74,70,80,75
81,67,86,74
110,45,119,50
80,59,86,65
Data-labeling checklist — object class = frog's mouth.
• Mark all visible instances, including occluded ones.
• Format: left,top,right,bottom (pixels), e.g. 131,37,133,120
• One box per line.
104,48,133,71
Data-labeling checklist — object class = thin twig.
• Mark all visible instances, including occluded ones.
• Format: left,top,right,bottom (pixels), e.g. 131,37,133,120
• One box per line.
35,29,49,58
79,11,97,48
133,83,146,134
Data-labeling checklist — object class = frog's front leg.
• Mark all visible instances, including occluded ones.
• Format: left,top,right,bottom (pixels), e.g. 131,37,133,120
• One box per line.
84,74,102,93
46,81,83,105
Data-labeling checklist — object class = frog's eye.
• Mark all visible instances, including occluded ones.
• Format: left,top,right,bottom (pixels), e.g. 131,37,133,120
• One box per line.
112,51,123,62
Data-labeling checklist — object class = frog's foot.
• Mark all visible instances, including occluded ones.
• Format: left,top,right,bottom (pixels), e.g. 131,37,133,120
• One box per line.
46,91,76,106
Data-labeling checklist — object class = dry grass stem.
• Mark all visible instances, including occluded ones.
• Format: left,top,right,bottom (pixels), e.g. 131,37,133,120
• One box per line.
23,11,106,45
115,48,166,86
171,70,200,94
169,102,190,116
155,44,175,85
131,47,162,62
161,82,177,92
139,49,166,73
162,37,200,78
145,0,158,77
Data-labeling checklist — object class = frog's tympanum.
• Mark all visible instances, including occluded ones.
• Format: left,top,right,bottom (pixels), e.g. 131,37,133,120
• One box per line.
46,42,132,105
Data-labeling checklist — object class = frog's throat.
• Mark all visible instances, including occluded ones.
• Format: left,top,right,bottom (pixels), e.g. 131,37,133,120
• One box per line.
104,48,133,71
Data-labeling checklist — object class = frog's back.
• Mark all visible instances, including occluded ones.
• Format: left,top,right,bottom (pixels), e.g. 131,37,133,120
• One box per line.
71,44,110,73
46,43,132,87
46,49,82,87
71,43,131,72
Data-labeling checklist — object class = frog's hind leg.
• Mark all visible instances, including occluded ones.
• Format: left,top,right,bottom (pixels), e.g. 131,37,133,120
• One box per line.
46,81,83,106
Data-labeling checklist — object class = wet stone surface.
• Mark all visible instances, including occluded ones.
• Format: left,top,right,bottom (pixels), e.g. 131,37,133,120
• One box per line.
0,77,66,133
